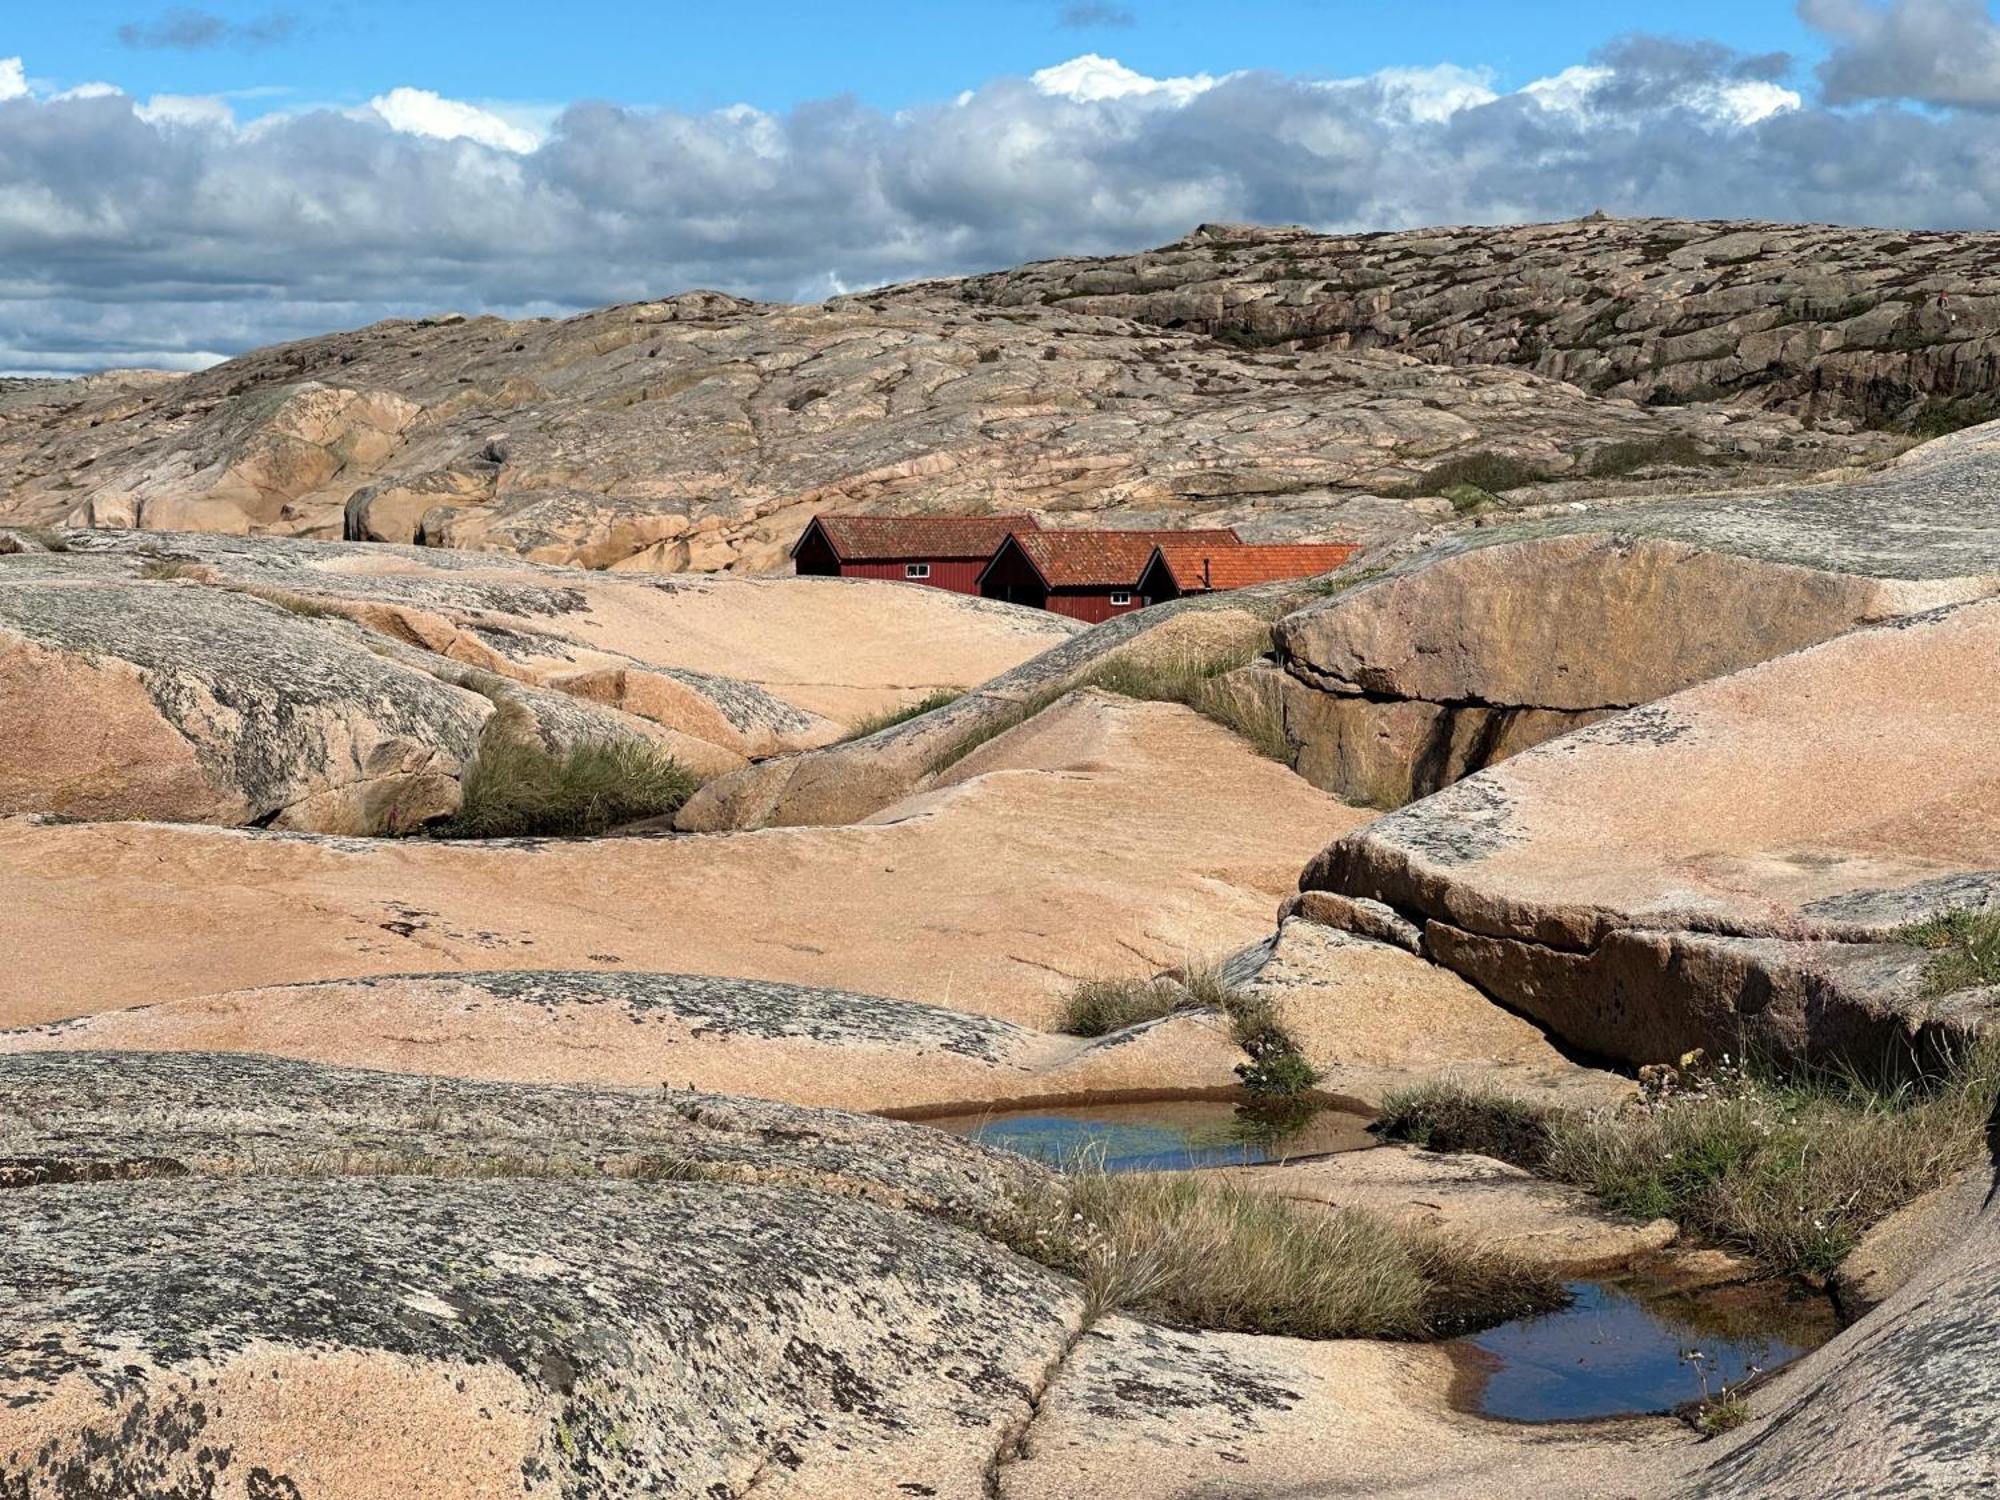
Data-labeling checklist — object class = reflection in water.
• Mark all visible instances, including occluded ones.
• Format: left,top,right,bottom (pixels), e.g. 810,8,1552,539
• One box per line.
926,1098,1374,1171
1456,1276,1838,1422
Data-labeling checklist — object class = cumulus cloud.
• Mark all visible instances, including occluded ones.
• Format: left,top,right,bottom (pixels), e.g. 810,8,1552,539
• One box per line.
367,87,543,153
117,7,300,50
1,34,1999,374
1808,0,2000,108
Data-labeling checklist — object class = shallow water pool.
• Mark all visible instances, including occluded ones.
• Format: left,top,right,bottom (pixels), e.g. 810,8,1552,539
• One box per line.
1454,1275,1838,1422
925,1098,1376,1171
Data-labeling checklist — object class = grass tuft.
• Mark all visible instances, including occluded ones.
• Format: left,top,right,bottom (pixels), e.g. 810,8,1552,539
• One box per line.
840,688,965,742
18,527,70,553
1388,451,1550,500
1898,908,2000,997
927,628,1280,775
1380,1042,2000,1280
436,696,698,838
1055,962,1321,1099
136,558,208,582
999,1168,1562,1338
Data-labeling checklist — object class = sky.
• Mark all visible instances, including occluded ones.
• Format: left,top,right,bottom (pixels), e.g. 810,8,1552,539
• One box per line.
4,0,2000,374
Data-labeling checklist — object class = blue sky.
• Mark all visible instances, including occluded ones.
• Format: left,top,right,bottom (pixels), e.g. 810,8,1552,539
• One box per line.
21,1,1827,117
5,1,2000,373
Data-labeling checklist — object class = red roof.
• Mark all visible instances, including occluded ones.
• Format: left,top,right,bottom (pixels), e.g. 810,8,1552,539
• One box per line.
797,513,1040,562
1146,541,1362,592
1001,528,1244,589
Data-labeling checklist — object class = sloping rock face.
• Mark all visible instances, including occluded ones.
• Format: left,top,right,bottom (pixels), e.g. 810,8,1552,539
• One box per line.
0,225,1909,569
0,532,1074,827
0,970,1244,1113
1300,598,2000,1069
0,1052,1079,1499
679,588,1292,831
937,217,2000,432
1266,423,2000,806
0,576,489,831
1671,1152,2000,1497
0,693,1355,1030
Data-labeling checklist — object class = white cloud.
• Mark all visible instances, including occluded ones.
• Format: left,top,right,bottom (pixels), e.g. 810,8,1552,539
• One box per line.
1363,64,1500,123
368,87,541,153
1031,54,1217,105
55,82,123,102
1695,79,1802,125
1521,65,1613,117
0,57,27,102
136,94,239,130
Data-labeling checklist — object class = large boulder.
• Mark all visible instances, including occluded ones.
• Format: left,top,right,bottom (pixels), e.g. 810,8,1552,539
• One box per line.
0,577,488,832
1301,596,2000,1069
1268,422,2000,806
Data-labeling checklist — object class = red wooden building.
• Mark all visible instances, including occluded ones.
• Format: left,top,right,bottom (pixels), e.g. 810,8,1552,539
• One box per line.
791,513,1039,594
978,528,1243,623
1137,541,1362,602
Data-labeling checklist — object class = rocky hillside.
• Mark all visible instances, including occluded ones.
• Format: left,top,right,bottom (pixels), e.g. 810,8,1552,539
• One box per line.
16,216,1999,572
932,217,2000,430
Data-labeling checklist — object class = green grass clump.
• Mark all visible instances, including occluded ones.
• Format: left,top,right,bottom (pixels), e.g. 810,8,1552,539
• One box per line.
1376,1079,1554,1168
1899,909,2000,997
1002,1168,1560,1337
1585,435,1709,478
439,725,698,838
1390,451,1550,500
840,688,966,742
1055,977,1193,1036
1380,1041,2000,1280
1055,963,1321,1099
1693,1394,1751,1437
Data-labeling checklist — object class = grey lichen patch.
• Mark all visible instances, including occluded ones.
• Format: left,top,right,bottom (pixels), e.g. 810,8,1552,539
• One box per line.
0,1174,1080,1497
1799,871,2000,934
1361,775,1523,868
0,580,489,829
0,1052,1047,1230
350,970,1030,1062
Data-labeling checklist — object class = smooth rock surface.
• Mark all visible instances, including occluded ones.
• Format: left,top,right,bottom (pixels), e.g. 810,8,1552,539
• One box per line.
1302,598,2000,1067
0,694,1358,1029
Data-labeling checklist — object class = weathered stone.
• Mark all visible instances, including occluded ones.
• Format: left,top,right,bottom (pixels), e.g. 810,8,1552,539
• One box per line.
0,693,1355,1030
0,225,1910,568
1302,598,2000,1068
0,1053,1077,1499
0,578,488,832
0,970,1245,1113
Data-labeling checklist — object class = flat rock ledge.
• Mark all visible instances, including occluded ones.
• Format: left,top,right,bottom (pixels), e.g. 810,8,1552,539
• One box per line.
1301,598,2000,1069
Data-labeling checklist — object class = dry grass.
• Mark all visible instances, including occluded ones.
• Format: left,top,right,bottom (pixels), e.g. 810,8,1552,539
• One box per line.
1900,909,2000,997
840,688,965,742
1002,1167,1561,1337
927,628,1281,774
136,558,208,581
1054,962,1321,1099
440,733,699,838
1381,1039,2000,1279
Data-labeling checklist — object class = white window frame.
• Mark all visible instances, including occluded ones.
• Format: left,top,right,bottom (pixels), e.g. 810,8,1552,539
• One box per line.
905,563,932,579
1108,591,1133,607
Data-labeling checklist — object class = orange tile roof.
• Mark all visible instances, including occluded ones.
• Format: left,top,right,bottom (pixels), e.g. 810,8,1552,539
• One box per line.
1008,528,1244,589
1147,541,1362,592
801,513,1040,562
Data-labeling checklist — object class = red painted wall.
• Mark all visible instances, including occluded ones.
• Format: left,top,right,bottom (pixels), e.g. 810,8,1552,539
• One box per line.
830,558,988,594
1046,589,1146,624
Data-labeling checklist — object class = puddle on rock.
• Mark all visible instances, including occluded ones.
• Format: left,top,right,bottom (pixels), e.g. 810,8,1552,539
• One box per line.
1453,1275,1838,1423
926,1098,1376,1171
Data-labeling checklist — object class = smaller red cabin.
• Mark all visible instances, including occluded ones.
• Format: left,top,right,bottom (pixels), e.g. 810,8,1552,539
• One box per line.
792,513,1040,594
978,528,1243,623
1137,541,1363,602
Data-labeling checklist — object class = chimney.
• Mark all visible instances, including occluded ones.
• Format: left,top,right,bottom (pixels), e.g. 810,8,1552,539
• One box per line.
1202,555,1212,590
